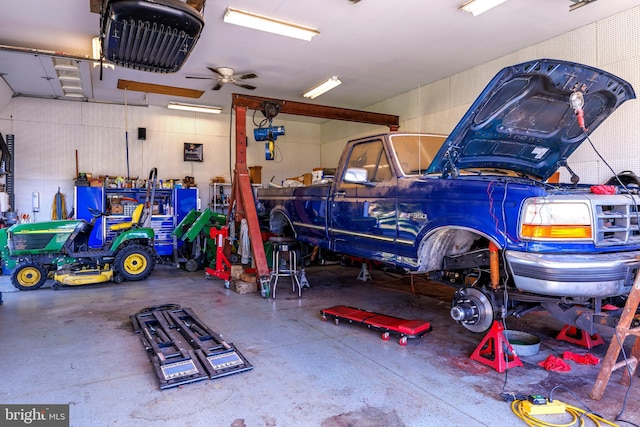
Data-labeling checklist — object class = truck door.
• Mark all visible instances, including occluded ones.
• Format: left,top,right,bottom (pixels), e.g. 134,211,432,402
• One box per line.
329,138,397,262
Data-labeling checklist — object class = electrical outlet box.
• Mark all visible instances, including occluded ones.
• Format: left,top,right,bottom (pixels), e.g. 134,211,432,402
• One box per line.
522,399,567,415
528,394,546,405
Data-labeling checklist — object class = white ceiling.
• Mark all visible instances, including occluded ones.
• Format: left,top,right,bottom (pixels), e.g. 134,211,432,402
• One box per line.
0,0,638,117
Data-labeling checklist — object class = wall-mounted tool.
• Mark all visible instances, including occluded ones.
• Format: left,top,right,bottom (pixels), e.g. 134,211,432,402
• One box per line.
31,191,40,212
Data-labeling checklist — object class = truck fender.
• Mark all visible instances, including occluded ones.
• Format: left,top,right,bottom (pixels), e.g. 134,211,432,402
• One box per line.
416,226,500,272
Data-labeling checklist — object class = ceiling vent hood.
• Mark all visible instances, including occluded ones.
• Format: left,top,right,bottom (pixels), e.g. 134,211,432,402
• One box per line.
100,0,205,73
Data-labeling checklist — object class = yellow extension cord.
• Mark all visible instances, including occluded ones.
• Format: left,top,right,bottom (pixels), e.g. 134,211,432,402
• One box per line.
511,399,619,427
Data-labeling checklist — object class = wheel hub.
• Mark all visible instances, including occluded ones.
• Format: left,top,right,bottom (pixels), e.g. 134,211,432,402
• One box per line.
18,268,41,286
450,287,494,333
124,254,147,273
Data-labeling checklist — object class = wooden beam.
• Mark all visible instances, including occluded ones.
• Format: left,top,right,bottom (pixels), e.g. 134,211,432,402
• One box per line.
232,94,400,130
186,0,206,12
89,0,105,14
117,80,204,98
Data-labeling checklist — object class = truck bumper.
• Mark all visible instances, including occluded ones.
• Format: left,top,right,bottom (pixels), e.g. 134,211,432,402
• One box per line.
505,250,640,298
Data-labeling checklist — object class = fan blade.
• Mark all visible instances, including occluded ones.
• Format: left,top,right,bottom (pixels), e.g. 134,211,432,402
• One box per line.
186,76,215,80
233,82,256,90
236,73,258,80
212,82,224,90
209,67,227,77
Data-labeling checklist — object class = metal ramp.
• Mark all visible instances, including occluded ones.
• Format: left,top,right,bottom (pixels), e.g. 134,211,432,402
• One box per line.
166,307,253,380
131,306,252,389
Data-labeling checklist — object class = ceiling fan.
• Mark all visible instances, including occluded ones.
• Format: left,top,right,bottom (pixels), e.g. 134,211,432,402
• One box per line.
186,67,258,90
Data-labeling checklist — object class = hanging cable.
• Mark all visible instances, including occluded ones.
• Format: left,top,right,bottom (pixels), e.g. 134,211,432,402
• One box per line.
124,88,130,180
228,101,234,184
611,328,639,426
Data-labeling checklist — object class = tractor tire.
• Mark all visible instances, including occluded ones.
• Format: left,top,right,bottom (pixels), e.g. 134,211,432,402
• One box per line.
114,245,154,282
12,261,48,291
184,259,199,272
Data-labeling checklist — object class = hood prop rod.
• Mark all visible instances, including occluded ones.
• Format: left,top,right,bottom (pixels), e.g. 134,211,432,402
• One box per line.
559,159,580,184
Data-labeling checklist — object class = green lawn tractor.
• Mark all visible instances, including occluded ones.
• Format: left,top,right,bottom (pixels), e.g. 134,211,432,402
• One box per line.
6,204,156,290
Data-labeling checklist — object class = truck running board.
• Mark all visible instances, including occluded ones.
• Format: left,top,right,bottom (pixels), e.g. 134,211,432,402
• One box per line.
131,306,253,389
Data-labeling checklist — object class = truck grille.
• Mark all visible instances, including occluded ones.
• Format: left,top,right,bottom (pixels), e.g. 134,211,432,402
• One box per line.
594,200,640,246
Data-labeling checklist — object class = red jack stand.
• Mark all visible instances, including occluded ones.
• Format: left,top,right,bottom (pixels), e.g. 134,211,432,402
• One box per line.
205,226,231,288
555,324,604,349
470,321,523,373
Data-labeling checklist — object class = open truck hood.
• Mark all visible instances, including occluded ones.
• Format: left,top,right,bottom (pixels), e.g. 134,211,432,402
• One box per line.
427,59,636,181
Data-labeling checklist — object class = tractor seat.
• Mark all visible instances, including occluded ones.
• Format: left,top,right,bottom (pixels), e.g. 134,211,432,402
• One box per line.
109,204,144,232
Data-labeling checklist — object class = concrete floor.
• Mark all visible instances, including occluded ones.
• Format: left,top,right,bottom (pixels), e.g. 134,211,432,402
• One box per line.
0,263,638,427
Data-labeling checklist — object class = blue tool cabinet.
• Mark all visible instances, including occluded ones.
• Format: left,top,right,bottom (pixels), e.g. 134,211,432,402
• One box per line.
75,186,198,256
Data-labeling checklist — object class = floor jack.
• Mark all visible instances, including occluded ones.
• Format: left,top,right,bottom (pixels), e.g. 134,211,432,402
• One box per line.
321,305,432,346
204,226,232,288
131,306,253,390
205,226,273,297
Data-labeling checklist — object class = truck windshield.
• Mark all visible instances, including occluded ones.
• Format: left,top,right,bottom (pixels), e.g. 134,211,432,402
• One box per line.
390,134,447,175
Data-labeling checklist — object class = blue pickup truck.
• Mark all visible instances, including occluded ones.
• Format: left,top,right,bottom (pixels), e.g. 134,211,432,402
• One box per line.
257,59,639,333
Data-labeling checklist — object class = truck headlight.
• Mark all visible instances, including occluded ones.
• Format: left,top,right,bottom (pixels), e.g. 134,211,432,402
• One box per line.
520,199,592,240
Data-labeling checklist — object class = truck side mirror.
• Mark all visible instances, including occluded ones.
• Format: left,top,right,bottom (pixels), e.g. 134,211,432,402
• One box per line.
344,167,368,184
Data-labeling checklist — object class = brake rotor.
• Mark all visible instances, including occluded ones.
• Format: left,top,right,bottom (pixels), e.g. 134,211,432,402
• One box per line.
450,287,495,333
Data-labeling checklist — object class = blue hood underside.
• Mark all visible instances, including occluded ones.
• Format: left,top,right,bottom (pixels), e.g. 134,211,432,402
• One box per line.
427,59,636,181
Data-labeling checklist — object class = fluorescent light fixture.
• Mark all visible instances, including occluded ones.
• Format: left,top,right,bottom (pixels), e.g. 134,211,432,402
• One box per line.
569,0,597,11
92,36,115,70
167,102,223,114
223,7,319,41
459,0,507,16
92,36,101,60
303,76,341,99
